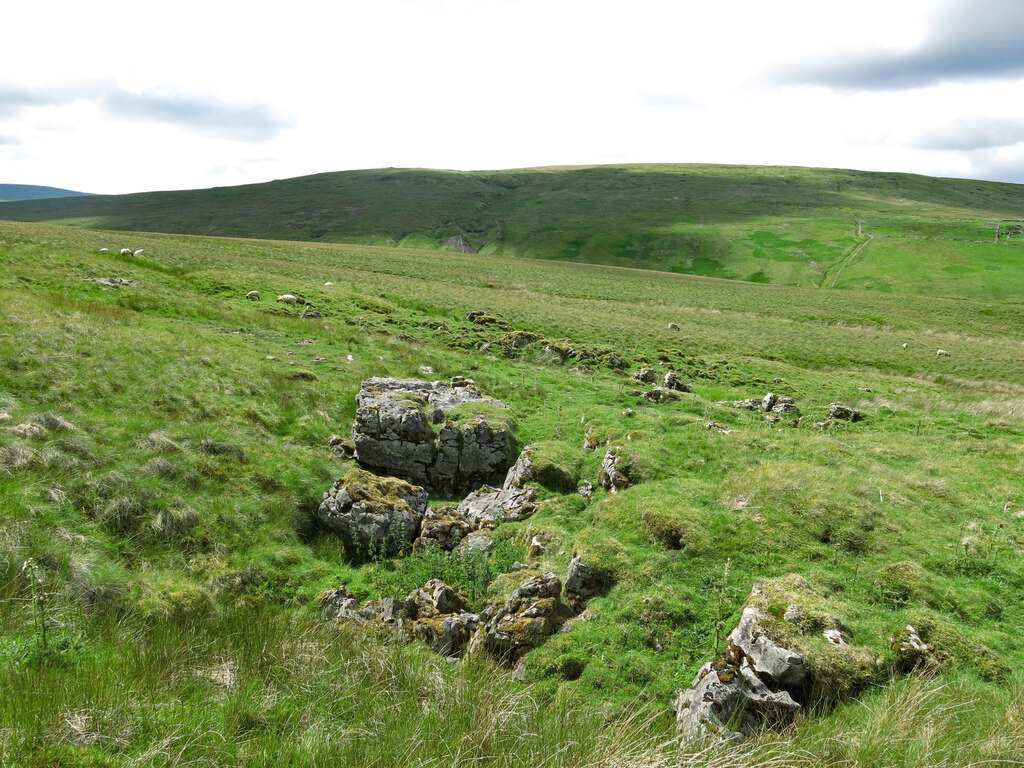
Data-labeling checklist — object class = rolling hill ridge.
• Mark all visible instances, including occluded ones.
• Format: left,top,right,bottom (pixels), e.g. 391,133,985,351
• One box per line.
3,164,1024,299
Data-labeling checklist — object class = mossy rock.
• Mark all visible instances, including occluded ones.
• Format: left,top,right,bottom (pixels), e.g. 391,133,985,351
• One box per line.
904,608,1008,682
747,574,881,704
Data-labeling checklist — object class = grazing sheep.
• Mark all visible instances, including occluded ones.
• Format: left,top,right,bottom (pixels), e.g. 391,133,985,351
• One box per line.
937,349,950,356
245,290,261,301
324,281,334,286
119,248,132,255
133,249,145,257
277,294,298,306
901,343,909,349
99,247,109,253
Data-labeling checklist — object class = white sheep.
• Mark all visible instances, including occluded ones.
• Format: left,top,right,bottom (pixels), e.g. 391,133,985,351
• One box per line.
937,349,950,356
246,290,261,301
324,282,334,286
901,343,908,349
119,248,132,255
277,294,298,306
133,249,145,257
99,247,109,253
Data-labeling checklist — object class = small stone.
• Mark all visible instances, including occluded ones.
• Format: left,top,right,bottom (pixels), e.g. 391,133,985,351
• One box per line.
527,535,546,558
828,403,861,422
823,628,846,646
578,480,594,504
622,408,635,418
705,422,732,434
667,322,680,330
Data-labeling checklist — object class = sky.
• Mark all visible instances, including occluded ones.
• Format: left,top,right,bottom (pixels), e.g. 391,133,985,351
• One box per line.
4,0,1024,194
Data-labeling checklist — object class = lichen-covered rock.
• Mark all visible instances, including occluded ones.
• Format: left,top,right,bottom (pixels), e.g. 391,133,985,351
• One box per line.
415,612,480,656
459,531,495,552
455,483,537,527
413,507,474,552
351,377,515,493
676,576,879,743
317,585,363,621
632,367,657,384
469,571,565,665
675,657,802,744
317,468,426,557
564,555,608,601
890,625,932,671
578,480,594,503
504,445,535,489
406,579,466,618
829,403,862,421
642,387,684,403
731,607,807,688
599,446,633,492
663,372,694,393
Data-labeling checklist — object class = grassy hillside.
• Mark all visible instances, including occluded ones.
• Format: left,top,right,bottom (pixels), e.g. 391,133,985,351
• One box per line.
3,164,1024,299
1,220,1023,766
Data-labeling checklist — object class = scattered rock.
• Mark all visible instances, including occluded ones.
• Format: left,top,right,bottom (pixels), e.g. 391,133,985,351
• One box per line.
351,377,515,493
668,322,680,330
582,425,601,452
0,412,10,423
828,403,861,422
598,447,632,493
705,422,733,434
642,387,684,403
812,419,831,430
318,585,363,621
82,275,140,286
663,372,694,393
718,398,762,410
890,625,932,671
317,468,426,558
468,571,566,665
413,507,474,552
936,349,950,357
301,305,322,319
459,531,494,553
632,368,657,384
527,535,546,558
622,408,635,418
564,555,607,601
577,481,594,504
455,483,537,528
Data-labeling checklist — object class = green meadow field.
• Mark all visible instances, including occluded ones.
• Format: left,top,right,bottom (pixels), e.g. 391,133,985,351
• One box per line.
1,211,1023,767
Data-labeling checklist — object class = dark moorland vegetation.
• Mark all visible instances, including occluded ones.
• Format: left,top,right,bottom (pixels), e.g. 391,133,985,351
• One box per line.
3,164,1024,299
1,218,1022,766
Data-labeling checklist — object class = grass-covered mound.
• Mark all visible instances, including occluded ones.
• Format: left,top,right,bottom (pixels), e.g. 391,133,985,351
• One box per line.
1,219,1022,765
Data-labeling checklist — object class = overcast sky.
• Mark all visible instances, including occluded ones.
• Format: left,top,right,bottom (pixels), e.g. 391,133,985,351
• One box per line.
4,0,1024,194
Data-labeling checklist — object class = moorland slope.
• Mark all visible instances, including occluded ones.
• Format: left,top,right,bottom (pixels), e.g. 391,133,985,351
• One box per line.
3,164,1024,299
1,219,1022,766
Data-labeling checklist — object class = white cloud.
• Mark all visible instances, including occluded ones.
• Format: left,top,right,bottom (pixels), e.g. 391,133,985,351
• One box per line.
1,0,1023,193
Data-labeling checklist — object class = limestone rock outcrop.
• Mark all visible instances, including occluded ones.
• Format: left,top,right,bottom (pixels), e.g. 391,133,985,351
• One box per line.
468,571,566,665
351,377,515,493
675,607,804,743
598,446,634,493
317,468,426,557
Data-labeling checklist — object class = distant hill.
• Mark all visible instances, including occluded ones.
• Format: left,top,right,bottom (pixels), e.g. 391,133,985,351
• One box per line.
0,183,91,202
2,164,1023,298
